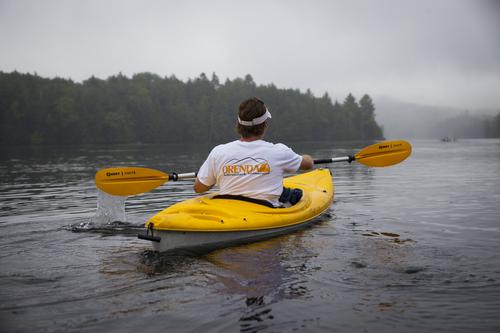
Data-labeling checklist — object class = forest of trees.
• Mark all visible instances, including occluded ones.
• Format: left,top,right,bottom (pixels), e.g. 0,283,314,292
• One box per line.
0,71,385,145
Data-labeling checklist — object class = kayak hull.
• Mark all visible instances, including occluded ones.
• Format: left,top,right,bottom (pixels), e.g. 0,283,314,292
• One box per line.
147,215,327,253
141,169,334,252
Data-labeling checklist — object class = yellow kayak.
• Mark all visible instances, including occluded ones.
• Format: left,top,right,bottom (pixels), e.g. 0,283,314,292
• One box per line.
139,169,334,252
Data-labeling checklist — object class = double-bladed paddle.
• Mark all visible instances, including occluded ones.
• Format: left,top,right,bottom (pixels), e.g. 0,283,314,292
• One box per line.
95,140,412,196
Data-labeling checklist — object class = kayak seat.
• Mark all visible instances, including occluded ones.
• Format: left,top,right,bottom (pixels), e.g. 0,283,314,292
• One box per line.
279,187,303,206
213,194,275,208
212,187,303,209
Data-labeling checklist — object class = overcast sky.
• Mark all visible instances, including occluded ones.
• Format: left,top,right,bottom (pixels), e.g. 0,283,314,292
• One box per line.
1,0,499,110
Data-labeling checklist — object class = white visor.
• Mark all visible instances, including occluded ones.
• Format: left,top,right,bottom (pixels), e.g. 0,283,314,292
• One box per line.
238,108,272,126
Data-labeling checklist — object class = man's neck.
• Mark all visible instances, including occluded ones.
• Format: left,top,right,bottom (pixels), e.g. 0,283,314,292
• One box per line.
240,136,263,142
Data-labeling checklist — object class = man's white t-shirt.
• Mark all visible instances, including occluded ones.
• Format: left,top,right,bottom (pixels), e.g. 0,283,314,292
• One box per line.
197,140,303,206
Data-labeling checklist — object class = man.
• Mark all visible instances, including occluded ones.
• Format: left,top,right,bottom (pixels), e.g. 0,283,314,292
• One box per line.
194,97,314,207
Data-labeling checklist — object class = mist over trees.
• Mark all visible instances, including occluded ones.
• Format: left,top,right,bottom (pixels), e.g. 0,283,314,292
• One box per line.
0,71,384,145
429,111,490,139
375,97,500,139
485,113,500,138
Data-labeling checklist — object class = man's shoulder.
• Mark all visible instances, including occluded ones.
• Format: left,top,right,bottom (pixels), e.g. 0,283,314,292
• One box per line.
210,140,239,154
272,142,290,150
265,142,294,153
212,140,292,152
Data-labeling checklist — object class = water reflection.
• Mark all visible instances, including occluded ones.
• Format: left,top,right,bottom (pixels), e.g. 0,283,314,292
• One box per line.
204,233,319,332
207,239,287,299
137,249,199,276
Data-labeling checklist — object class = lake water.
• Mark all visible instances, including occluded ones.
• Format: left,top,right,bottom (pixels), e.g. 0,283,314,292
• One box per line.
1,139,499,332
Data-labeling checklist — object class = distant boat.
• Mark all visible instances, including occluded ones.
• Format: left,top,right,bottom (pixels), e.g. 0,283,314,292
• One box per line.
441,136,457,142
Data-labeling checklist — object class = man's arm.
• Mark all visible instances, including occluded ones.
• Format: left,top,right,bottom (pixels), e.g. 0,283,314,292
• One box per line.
193,178,213,193
299,154,314,170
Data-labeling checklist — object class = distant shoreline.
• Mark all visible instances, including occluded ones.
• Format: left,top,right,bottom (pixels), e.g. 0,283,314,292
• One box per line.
0,71,385,145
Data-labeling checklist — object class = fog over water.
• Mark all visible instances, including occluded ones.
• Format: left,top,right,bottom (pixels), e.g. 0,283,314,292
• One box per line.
1,0,499,114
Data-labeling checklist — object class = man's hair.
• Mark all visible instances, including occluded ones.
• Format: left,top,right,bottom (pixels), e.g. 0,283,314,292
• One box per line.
236,97,268,138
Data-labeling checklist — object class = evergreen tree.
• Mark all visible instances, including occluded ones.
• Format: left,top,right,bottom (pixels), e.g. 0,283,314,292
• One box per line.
359,94,384,140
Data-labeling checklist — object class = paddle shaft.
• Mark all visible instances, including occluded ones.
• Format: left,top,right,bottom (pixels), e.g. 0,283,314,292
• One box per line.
314,156,354,164
169,157,352,182
170,172,197,181
172,157,352,180
173,139,409,176
170,155,360,180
